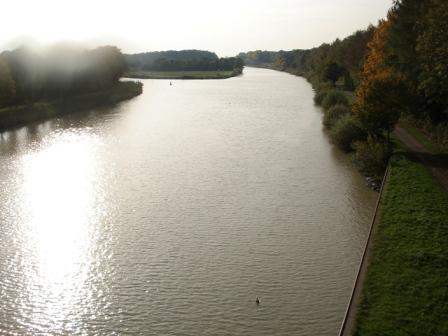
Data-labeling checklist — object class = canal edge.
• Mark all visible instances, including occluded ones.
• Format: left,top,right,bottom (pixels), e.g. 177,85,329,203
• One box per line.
337,163,391,336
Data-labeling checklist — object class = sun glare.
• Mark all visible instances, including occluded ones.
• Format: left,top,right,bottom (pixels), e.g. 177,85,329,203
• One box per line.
19,131,104,329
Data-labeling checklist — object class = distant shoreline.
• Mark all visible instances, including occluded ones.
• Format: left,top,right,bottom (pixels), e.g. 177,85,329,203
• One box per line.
0,81,142,132
124,69,243,80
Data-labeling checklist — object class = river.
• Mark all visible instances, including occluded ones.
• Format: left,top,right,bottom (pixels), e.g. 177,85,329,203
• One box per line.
0,67,376,335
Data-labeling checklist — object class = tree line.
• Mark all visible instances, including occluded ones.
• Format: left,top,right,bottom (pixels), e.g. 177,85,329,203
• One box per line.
126,49,218,69
315,0,448,177
0,44,127,107
126,50,244,72
236,51,280,67
352,0,448,176
141,57,243,72
355,0,448,128
238,26,375,91
239,0,448,178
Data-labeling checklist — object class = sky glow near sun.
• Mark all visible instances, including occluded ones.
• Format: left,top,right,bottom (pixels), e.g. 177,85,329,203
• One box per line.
2,0,391,56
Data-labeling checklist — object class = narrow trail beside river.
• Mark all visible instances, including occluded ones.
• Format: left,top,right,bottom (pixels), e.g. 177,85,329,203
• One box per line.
394,125,448,190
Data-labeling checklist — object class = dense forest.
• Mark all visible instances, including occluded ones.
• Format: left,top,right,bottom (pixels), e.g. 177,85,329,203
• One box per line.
126,50,244,72
0,44,128,107
240,0,448,179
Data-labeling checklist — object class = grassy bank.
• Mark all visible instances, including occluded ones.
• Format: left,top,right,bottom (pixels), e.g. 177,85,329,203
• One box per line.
124,70,240,79
353,153,448,335
0,81,142,131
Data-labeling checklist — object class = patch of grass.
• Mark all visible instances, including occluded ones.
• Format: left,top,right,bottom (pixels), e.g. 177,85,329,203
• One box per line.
124,70,237,79
354,154,448,336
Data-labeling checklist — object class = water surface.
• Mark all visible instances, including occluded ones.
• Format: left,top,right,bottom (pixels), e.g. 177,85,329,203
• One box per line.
0,68,376,335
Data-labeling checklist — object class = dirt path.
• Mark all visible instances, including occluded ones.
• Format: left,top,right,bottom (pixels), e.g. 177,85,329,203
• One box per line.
394,125,448,190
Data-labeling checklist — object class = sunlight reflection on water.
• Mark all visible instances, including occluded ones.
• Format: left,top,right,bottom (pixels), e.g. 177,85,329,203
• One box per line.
17,131,108,333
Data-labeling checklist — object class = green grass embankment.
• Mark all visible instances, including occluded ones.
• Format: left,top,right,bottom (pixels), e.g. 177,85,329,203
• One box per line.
0,81,142,131
353,153,448,336
124,70,240,79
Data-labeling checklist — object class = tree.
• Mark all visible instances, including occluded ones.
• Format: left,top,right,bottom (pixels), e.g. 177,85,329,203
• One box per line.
386,0,426,86
353,20,407,139
0,57,15,106
355,71,406,139
416,0,448,113
323,62,344,85
0,44,127,104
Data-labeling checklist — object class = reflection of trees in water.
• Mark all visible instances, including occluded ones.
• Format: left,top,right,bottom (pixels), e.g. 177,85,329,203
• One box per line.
0,120,54,154
0,103,126,154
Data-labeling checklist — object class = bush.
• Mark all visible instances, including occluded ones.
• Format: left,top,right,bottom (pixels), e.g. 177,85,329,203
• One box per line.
418,118,448,150
323,104,350,129
314,90,328,106
354,136,392,178
330,114,365,152
322,90,349,111
433,123,448,149
314,81,333,92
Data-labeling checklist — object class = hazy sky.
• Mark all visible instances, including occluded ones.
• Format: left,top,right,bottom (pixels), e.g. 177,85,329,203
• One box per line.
2,0,391,56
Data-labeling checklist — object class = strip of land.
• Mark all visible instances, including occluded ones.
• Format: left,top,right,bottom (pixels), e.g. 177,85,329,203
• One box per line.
0,81,142,132
124,70,238,80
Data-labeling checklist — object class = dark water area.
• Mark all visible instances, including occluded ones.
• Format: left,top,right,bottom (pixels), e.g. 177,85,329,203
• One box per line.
0,68,376,335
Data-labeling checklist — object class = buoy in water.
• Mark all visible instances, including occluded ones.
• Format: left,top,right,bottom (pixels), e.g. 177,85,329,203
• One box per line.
256,297,260,305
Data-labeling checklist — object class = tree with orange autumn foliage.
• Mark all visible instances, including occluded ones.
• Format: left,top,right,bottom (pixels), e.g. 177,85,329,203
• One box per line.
353,19,408,140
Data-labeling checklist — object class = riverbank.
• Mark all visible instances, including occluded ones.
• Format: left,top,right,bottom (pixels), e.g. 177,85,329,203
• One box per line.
0,81,142,131
351,152,448,335
340,126,448,335
124,69,241,80
338,164,390,336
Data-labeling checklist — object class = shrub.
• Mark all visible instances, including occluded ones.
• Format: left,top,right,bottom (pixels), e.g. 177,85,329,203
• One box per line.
314,81,333,92
330,114,365,152
323,104,350,129
419,118,448,150
433,123,448,149
354,136,392,178
343,72,355,91
322,90,349,111
314,90,328,106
